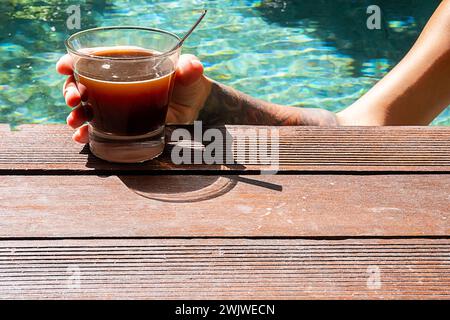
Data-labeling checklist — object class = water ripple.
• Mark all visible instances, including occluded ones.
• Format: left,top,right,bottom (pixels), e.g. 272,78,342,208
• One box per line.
0,0,448,125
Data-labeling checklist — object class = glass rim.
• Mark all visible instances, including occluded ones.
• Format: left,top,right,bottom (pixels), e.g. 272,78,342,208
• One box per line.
65,26,181,61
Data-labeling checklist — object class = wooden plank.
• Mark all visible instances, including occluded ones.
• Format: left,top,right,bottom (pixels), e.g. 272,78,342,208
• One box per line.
0,238,448,299
1,174,448,238
1,125,449,173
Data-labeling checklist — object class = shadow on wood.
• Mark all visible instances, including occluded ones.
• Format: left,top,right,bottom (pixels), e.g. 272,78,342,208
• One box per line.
118,175,238,203
79,126,246,172
118,175,283,203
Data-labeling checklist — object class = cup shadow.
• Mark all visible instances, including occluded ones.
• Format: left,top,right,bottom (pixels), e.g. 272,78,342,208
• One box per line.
80,125,239,171
118,174,282,203
79,125,283,202
118,175,238,203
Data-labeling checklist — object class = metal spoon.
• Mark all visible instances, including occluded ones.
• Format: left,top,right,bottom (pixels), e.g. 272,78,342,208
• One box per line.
172,9,207,51
153,10,207,70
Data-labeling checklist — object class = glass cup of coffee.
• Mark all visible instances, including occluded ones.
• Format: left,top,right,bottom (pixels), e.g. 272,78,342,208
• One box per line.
65,27,181,163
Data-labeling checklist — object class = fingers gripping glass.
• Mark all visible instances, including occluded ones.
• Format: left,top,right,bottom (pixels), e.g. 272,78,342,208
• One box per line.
65,27,181,163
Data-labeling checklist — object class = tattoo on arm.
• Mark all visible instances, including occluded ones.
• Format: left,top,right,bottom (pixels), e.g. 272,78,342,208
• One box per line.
198,80,338,126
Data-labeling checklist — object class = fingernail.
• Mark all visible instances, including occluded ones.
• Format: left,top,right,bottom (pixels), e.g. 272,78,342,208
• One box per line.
191,60,203,68
64,87,72,96
64,88,74,101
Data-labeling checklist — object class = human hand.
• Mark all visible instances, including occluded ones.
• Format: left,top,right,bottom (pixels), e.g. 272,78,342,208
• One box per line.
56,54,211,143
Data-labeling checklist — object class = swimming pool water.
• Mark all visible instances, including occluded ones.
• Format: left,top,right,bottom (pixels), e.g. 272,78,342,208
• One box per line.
1,0,449,126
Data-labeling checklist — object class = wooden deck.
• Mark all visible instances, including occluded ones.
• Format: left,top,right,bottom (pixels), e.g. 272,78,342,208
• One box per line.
0,124,449,299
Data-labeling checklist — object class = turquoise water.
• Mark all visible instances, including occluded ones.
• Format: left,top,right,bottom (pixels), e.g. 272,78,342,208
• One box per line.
1,0,449,126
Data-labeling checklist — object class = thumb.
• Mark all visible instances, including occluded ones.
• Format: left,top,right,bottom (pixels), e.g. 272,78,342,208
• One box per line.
175,54,204,86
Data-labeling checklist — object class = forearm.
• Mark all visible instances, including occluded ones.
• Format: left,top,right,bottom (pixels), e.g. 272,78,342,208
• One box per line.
198,79,338,126
338,0,450,125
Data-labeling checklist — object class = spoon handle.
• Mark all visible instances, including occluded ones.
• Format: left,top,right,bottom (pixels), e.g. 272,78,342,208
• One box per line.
173,9,207,50
153,10,207,71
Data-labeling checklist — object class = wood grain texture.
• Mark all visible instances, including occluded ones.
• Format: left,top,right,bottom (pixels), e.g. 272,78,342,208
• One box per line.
1,125,449,173
1,174,448,238
0,238,448,299
1,124,449,300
